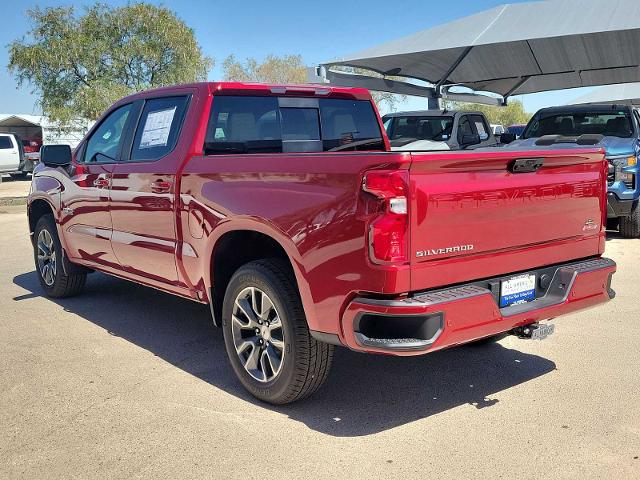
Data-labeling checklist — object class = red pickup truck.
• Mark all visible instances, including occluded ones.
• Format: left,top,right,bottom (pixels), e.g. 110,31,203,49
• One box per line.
28,82,616,404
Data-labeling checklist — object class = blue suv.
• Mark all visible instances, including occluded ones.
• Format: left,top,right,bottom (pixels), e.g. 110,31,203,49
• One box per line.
511,104,640,238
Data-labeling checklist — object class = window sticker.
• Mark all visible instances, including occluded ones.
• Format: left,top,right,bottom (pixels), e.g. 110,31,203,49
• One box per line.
139,107,176,149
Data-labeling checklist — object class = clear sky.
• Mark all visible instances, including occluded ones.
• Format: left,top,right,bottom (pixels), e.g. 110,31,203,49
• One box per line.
0,0,594,116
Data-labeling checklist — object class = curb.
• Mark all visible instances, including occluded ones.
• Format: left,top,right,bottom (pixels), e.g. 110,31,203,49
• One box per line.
0,197,27,207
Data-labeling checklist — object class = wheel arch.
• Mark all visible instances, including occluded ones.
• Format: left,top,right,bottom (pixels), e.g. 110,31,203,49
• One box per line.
28,197,57,241
207,225,314,329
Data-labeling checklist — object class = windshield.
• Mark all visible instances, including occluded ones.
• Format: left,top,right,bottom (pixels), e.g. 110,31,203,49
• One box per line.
388,116,454,142
507,125,526,136
523,111,634,139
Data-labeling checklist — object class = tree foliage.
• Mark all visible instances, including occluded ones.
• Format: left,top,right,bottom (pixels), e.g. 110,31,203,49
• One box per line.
8,3,212,123
222,55,405,112
443,99,532,126
222,54,308,84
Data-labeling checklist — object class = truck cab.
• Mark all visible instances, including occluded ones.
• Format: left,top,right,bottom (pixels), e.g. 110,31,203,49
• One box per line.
512,104,640,237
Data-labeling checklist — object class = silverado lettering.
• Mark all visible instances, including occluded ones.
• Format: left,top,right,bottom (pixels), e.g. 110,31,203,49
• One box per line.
416,245,475,257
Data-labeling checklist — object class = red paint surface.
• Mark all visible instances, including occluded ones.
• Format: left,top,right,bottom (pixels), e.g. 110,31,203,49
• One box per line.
28,82,614,355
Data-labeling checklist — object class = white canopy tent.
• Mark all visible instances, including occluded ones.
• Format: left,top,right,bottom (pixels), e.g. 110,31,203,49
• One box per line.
313,0,640,107
567,83,640,106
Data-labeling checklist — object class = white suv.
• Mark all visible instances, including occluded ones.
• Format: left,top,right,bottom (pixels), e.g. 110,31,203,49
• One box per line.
0,134,23,182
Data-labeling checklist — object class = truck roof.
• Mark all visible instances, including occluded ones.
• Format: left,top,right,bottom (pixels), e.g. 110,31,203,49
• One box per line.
116,82,373,103
382,110,484,118
534,103,635,115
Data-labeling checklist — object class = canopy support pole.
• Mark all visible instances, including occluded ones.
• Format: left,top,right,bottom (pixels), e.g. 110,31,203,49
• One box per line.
434,46,473,91
503,76,531,104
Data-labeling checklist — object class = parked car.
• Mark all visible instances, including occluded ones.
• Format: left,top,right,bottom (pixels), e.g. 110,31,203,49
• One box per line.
382,110,500,151
511,104,640,238
22,138,41,162
28,83,616,404
491,124,506,135
10,137,40,178
507,124,527,138
0,133,24,182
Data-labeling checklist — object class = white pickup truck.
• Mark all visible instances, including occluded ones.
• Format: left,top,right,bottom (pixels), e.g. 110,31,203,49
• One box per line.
382,110,512,151
0,133,23,182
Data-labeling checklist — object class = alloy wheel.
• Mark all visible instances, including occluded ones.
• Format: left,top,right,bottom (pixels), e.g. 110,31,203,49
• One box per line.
37,229,57,286
231,287,285,383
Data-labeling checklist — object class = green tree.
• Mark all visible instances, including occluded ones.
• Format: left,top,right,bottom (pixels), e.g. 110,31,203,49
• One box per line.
222,55,406,112
8,3,212,124
443,99,531,126
223,54,308,84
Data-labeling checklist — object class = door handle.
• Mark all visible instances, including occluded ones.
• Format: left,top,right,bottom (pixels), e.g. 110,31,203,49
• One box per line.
93,174,110,188
151,180,172,194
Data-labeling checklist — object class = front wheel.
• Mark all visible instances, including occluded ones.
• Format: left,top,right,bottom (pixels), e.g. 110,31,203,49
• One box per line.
619,203,640,238
222,259,333,404
33,214,86,297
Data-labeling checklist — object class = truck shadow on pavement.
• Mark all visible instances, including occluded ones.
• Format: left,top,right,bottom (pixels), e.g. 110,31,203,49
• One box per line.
13,270,557,437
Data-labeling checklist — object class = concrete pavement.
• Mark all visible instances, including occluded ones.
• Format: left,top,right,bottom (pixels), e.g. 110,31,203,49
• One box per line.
0,176,30,201
1,206,639,479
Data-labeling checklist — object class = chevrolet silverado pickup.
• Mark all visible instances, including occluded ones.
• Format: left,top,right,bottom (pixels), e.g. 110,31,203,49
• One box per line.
28,82,616,404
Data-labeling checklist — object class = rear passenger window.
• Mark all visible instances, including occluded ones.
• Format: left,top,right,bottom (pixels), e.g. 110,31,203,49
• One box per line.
0,136,12,149
204,96,384,154
130,96,189,162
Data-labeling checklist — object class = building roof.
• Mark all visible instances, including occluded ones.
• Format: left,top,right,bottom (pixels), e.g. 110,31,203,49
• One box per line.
0,114,45,127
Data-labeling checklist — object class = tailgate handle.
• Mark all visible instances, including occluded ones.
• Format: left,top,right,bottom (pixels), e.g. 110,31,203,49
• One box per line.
510,157,544,173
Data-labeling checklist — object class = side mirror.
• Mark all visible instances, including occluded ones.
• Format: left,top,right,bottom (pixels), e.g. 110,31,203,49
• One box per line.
460,133,481,148
499,133,516,144
40,144,72,167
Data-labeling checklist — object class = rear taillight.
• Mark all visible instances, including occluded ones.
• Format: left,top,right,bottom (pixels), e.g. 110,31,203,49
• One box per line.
362,170,409,264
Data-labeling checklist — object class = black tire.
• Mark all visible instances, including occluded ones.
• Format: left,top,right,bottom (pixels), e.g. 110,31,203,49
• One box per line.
33,214,86,298
222,259,333,405
10,172,28,180
606,218,620,231
619,203,640,238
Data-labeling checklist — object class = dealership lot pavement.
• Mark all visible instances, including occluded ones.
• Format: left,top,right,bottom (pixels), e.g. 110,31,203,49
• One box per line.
1,206,639,480
0,176,30,201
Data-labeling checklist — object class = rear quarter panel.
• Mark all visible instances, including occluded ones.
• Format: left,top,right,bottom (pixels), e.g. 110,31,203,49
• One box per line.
179,152,411,334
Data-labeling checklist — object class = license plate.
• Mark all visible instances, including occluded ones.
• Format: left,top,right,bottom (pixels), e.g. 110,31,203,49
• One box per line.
500,274,536,307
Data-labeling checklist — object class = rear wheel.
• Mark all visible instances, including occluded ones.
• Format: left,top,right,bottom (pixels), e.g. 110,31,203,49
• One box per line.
222,259,333,404
33,214,86,297
619,203,640,238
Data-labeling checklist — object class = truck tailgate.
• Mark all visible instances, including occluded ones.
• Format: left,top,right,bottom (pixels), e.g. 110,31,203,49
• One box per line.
409,149,607,290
